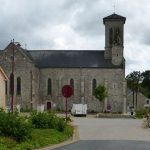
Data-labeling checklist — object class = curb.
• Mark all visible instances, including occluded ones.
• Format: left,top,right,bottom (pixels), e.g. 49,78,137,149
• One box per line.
35,125,80,150
96,113,136,119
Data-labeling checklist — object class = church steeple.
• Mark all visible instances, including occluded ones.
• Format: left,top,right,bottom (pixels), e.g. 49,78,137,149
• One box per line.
103,13,126,61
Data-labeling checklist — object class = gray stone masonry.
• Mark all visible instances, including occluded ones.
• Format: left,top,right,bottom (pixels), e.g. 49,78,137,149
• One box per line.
39,68,126,112
0,44,39,110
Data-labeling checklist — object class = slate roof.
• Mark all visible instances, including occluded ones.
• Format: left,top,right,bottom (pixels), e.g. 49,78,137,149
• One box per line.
0,47,123,68
27,50,123,68
103,13,126,24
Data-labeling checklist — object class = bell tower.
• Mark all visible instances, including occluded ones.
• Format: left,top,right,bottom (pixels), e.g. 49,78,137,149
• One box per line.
103,13,126,65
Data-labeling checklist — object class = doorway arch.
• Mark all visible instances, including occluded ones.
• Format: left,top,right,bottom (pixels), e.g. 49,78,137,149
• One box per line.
47,102,51,111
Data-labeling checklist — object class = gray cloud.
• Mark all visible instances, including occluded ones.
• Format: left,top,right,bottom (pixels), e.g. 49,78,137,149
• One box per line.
0,0,150,74
0,0,112,49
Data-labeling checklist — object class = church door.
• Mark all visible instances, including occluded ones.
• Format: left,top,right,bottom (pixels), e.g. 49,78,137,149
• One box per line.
47,102,51,111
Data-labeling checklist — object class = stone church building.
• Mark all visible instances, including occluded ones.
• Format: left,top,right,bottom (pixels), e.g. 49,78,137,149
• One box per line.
0,13,127,113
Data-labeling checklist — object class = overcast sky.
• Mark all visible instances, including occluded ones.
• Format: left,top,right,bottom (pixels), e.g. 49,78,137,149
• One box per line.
0,0,150,75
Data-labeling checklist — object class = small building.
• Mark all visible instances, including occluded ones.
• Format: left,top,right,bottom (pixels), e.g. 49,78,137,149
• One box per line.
0,67,8,109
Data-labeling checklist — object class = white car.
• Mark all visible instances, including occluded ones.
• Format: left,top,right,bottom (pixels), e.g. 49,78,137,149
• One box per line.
71,104,87,116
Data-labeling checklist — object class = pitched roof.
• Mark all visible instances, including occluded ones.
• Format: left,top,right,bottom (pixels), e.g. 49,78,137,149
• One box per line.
0,46,123,68
0,66,8,80
103,13,126,24
27,50,123,68
2,42,34,63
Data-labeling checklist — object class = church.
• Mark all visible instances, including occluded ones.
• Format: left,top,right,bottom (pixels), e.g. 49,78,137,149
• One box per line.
0,13,127,113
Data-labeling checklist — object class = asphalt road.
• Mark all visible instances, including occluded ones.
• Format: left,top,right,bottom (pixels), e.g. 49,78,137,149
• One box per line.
73,117,150,141
53,140,150,150
52,116,150,150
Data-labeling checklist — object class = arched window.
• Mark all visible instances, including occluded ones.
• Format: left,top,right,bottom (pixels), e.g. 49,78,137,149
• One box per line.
47,78,52,95
109,28,113,45
9,73,14,95
70,79,74,94
17,77,21,95
115,28,121,45
92,79,97,94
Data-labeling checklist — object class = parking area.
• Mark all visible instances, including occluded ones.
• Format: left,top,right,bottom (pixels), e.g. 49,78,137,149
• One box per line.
72,116,150,141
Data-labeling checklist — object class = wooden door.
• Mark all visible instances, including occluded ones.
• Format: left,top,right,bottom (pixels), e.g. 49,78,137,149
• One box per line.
47,102,51,111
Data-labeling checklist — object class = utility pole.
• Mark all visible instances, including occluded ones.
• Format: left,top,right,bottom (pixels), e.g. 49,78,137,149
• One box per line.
10,39,15,112
30,70,33,111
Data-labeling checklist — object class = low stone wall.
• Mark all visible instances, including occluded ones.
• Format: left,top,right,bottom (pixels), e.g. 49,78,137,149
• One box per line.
96,113,135,119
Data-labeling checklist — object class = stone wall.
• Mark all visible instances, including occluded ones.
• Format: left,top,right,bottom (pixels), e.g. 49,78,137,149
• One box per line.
127,92,147,111
39,68,126,113
0,46,39,110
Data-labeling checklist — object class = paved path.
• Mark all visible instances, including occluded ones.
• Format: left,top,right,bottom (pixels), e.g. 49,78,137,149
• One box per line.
73,117,150,141
52,117,150,150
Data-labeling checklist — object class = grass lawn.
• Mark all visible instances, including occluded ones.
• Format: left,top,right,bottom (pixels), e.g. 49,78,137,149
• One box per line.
0,125,73,150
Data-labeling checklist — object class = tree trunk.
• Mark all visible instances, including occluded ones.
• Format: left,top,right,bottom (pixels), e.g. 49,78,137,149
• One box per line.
101,101,104,113
135,90,138,110
133,89,135,108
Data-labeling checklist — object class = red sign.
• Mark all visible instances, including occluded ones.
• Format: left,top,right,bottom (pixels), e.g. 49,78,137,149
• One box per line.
62,85,73,98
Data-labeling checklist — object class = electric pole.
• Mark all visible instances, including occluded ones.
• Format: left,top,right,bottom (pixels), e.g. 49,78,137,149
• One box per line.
10,39,15,112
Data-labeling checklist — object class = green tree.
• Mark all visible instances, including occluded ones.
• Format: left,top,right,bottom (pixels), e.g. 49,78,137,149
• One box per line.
141,70,150,88
126,71,142,109
93,85,108,112
141,70,150,98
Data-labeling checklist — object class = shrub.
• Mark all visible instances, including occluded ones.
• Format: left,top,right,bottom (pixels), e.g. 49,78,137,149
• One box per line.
90,110,97,113
135,109,150,118
66,115,72,122
0,137,17,149
20,105,31,112
30,112,48,129
30,112,67,132
54,117,66,132
30,112,53,128
0,110,32,142
64,125,74,137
